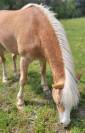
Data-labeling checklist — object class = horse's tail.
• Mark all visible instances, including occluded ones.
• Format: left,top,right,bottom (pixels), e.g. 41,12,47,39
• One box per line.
22,4,79,109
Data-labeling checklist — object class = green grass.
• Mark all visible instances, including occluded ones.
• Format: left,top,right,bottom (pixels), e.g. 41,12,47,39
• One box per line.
0,18,85,133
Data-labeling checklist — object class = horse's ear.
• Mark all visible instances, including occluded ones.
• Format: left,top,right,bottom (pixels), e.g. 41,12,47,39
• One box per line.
52,79,64,89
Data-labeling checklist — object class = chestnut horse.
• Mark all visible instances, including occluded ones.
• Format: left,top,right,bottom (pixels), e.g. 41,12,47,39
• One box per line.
0,4,79,127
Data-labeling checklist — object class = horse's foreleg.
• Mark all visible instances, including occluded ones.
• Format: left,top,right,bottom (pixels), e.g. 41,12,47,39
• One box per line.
17,56,29,111
2,56,8,83
12,54,17,77
40,59,51,96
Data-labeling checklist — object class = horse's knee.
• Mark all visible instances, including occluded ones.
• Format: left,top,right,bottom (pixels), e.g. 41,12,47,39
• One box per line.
19,56,29,86
17,56,29,110
19,76,27,86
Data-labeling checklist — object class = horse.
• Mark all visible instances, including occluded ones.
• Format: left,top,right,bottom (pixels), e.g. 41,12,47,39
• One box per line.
0,3,79,127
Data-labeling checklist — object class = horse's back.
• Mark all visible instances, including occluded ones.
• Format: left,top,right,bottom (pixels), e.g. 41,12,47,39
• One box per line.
0,6,58,58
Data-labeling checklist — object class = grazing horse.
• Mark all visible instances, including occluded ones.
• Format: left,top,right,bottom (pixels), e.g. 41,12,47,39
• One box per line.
0,4,79,127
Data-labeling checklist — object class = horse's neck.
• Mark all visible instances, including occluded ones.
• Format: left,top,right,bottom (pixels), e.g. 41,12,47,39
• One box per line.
46,39,65,86
40,24,65,86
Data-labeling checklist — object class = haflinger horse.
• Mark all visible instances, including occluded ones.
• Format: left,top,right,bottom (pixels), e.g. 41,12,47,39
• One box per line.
0,3,79,127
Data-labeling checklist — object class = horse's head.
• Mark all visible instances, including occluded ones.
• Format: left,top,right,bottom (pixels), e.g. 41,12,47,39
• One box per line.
52,73,79,127
52,88,71,127
52,76,75,127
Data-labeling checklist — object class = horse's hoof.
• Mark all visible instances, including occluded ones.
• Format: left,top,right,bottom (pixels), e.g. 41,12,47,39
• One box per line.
17,104,25,112
17,99,25,112
3,79,8,84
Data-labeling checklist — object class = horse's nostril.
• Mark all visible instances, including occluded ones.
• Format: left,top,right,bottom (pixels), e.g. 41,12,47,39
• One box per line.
60,122,63,125
60,120,70,127
60,123,68,128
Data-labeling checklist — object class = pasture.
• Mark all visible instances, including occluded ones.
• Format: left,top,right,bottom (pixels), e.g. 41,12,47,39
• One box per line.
0,17,85,133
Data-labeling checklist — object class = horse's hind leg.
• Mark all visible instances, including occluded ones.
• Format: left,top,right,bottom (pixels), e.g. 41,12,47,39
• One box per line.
17,56,29,111
39,59,51,96
12,54,18,77
1,55,8,83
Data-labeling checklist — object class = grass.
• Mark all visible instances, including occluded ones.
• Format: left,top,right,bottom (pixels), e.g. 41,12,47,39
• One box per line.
0,17,85,133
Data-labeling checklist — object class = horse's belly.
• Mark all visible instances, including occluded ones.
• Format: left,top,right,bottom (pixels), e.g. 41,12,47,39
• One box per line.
0,35,18,54
3,42,18,54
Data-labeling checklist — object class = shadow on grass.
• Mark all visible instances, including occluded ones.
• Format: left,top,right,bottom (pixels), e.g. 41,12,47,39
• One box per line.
6,70,52,95
25,98,51,107
6,75,19,86
69,109,85,132
68,91,85,132
27,71,52,96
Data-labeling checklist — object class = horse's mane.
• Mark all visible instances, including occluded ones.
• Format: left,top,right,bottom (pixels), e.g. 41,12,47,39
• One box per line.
22,3,79,109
